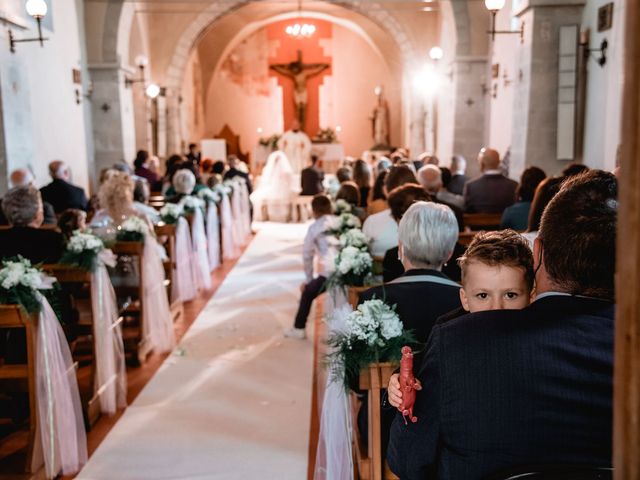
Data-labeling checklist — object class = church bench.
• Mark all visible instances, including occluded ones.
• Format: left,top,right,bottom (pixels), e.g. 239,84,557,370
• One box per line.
110,241,151,364
154,224,184,323
41,264,125,427
352,362,399,480
0,305,41,474
462,213,503,230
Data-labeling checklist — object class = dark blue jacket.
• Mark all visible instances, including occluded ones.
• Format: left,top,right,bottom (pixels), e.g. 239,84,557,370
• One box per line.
387,295,614,479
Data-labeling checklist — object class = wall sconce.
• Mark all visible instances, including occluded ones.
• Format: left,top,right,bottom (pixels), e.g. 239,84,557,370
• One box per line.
586,39,608,67
125,55,149,88
75,82,94,105
9,0,49,53
485,0,524,43
145,83,161,99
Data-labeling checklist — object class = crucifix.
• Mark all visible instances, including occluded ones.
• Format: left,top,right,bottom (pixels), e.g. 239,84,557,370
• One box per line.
270,50,330,129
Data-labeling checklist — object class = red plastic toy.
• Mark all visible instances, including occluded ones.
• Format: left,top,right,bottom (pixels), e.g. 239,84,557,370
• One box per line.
398,346,419,424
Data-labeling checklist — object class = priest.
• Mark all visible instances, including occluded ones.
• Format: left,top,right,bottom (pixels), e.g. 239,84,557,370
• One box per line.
278,120,312,174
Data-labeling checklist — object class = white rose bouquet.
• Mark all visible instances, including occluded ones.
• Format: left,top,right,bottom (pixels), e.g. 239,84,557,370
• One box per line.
0,257,57,315
159,203,183,224
334,199,353,215
325,245,374,291
339,228,369,250
179,195,205,214
326,299,416,390
325,213,362,237
116,216,149,242
60,230,111,272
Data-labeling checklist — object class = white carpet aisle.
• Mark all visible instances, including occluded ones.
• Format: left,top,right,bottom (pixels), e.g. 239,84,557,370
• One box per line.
77,222,315,480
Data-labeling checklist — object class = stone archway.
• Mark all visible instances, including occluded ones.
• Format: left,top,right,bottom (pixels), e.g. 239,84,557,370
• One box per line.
160,0,420,154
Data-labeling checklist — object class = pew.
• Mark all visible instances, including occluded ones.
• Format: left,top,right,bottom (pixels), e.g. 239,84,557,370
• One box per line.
0,305,42,473
346,286,398,479
110,241,151,364
154,224,184,322
463,213,503,230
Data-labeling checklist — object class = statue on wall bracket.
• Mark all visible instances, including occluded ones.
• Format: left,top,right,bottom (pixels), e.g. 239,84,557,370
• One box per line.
371,85,391,150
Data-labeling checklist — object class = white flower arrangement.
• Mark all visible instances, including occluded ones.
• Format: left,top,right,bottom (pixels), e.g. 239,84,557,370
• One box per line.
0,258,44,290
0,257,56,315
159,203,183,224
197,188,221,204
116,216,149,241
66,231,104,254
346,299,403,347
179,195,205,213
334,199,353,215
336,245,373,276
326,299,416,391
120,216,149,235
339,228,369,250
325,212,362,237
61,230,112,271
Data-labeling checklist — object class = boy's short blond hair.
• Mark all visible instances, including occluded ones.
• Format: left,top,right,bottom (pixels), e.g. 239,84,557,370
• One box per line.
458,230,535,291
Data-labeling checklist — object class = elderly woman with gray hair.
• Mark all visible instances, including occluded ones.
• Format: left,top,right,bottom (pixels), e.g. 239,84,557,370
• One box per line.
357,200,463,463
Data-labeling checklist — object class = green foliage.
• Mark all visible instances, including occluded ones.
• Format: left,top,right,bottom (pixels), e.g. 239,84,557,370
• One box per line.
60,249,99,272
115,230,144,242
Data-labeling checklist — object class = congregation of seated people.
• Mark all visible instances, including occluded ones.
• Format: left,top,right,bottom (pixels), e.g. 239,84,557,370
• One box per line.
285,144,616,479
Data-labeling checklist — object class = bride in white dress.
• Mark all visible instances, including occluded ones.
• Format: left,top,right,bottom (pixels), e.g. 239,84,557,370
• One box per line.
250,150,298,222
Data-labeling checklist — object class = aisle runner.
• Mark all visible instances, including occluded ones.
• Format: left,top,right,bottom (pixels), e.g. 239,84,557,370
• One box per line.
78,223,314,480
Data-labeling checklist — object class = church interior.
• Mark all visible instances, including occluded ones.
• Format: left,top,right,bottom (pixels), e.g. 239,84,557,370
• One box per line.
0,0,639,479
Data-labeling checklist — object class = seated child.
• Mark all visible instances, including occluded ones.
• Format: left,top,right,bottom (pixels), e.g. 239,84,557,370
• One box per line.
284,194,336,340
387,229,534,406
58,209,87,243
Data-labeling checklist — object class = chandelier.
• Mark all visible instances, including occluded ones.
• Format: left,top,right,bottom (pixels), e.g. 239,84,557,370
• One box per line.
285,0,315,38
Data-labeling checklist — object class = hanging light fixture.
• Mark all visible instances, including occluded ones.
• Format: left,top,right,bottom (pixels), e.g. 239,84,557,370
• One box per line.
285,0,316,39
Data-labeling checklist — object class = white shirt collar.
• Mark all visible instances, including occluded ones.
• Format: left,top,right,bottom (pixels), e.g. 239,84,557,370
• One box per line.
483,169,503,175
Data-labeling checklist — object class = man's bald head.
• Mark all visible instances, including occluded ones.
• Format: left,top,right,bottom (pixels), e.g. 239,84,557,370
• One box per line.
417,164,442,194
48,160,69,180
9,168,35,188
478,148,501,172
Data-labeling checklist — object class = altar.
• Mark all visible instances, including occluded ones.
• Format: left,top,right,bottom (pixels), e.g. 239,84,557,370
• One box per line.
252,142,345,174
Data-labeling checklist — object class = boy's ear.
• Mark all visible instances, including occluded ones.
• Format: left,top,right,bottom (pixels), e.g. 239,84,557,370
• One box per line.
459,287,470,312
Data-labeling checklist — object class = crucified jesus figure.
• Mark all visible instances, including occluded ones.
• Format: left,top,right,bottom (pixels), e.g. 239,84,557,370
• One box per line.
270,50,330,129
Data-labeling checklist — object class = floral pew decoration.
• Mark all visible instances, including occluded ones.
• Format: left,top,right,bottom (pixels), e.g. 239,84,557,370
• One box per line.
114,217,176,353
196,189,222,272
59,231,127,416
157,204,197,303
216,182,240,260
225,177,252,245
0,257,87,479
326,299,416,391
179,195,212,292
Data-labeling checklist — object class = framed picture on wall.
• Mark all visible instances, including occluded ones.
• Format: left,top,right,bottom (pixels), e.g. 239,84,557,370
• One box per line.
597,3,613,32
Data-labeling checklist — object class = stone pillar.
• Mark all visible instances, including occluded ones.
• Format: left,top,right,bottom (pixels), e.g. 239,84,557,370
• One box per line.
88,63,136,176
451,56,489,178
511,0,585,176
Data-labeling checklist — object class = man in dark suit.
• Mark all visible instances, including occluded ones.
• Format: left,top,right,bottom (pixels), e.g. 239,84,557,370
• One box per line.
300,155,324,196
417,164,464,231
447,155,467,195
40,160,88,213
0,185,64,263
185,143,201,166
463,148,517,213
222,155,253,194
387,170,617,479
